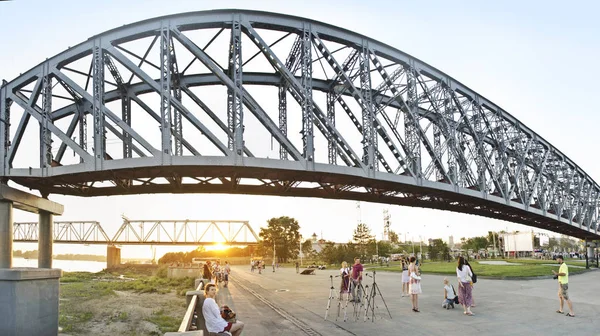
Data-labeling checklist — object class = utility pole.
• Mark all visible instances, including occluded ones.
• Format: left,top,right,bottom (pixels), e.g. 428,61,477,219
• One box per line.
492,231,497,258
299,234,303,266
273,241,276,272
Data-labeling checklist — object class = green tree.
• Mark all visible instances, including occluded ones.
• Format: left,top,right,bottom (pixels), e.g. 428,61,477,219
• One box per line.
463,236,489,252
301,239,313,256
353,223,373,258
389,230,399,243
547,237,560,252
258,216,301,263
366,239,393,258
428,239,450,261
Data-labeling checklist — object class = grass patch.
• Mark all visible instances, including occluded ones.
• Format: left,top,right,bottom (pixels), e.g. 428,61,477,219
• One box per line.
60,272,195,297
58,310,93,333
367,259,591,277
146,309,181,333
59,271,195,333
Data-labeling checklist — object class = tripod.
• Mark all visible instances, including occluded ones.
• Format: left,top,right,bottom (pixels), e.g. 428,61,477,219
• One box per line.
324,275,337,320
350,280,368,321
363,271,392,322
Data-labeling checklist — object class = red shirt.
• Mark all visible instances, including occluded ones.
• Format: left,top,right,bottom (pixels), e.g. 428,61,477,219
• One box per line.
351,263,363,280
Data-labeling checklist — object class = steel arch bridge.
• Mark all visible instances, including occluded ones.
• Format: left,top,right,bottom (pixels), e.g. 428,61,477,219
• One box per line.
0,10,598,240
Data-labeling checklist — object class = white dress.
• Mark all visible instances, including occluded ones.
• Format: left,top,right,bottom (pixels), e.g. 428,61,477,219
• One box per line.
408,264,422,294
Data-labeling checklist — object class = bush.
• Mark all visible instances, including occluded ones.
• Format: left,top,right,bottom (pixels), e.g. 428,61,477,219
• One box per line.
156,265,168,278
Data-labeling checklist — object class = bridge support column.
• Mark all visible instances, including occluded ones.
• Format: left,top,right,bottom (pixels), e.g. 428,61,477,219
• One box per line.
587,246,594,269
107,245,121,269
0,268,62,336
0,185,64,336
0,201,13,268
38,210,53,268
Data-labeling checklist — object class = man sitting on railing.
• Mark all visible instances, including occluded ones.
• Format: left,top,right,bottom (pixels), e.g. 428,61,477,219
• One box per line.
202,283,245,336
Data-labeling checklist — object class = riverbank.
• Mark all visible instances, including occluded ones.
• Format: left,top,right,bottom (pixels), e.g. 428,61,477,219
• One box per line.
58,268,192,335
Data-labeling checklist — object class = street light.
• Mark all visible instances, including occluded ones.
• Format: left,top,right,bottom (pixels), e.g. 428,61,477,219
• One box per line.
299,234,303,266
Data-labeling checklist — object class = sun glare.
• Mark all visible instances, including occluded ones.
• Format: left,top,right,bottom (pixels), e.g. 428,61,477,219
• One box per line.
209,243,229,251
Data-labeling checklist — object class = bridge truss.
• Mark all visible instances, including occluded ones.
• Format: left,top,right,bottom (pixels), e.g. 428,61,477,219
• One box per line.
1,10,598,239
13,218,260,245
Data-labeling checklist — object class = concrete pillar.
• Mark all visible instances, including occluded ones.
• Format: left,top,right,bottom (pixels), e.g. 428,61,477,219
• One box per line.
0,268,62,336
38,210,53,268
0,201,13,268
107,245,121,268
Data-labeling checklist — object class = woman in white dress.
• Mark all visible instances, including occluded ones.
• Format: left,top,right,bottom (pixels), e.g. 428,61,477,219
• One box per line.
339,261,351,297
408,256,422,312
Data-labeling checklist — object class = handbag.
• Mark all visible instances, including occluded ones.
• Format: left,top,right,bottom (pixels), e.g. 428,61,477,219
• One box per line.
451,284,459,304
410,272,421,280
464,274,472,283
472,273,478,284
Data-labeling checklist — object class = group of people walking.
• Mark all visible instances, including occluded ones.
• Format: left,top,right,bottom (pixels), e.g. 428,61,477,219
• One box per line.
202,260,232,287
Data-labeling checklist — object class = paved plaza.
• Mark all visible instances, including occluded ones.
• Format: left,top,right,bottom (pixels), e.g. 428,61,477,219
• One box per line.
221,264,600,336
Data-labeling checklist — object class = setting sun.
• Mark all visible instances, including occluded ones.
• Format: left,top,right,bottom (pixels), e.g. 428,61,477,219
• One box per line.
207,243,229,251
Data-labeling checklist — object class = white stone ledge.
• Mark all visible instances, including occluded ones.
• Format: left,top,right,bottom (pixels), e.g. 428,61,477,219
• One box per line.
0,267,62,280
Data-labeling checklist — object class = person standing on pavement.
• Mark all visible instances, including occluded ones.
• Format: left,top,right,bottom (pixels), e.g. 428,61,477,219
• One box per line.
401,257,410,297
408,256,422,312
552,255,575,317
223,261,231,288
349,257,364,303
464,259,476,307
295,261,300,274
456,256,474,316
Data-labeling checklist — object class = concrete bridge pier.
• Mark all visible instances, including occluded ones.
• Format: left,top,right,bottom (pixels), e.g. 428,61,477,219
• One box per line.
39,210,53,268
0,201,12,268
0,184,64,336
107,245,121,268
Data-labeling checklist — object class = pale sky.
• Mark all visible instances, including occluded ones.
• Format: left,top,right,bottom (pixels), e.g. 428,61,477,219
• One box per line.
2,0,599,259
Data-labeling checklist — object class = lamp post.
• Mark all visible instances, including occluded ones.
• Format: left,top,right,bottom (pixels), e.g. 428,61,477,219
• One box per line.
299,234,303,266
273,241,276,272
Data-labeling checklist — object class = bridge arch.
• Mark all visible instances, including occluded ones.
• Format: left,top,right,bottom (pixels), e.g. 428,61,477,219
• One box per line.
0,9,598,239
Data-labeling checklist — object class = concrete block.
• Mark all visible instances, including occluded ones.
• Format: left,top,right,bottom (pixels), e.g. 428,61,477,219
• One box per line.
0,268,61,336
168,267,203,279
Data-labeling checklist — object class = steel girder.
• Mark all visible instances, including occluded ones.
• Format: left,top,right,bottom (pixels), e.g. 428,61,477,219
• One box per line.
12,219,259,245
13,221,111,243
0,10,598,239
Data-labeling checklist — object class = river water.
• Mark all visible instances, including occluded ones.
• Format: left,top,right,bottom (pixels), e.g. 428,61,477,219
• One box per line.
12,257,106,273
